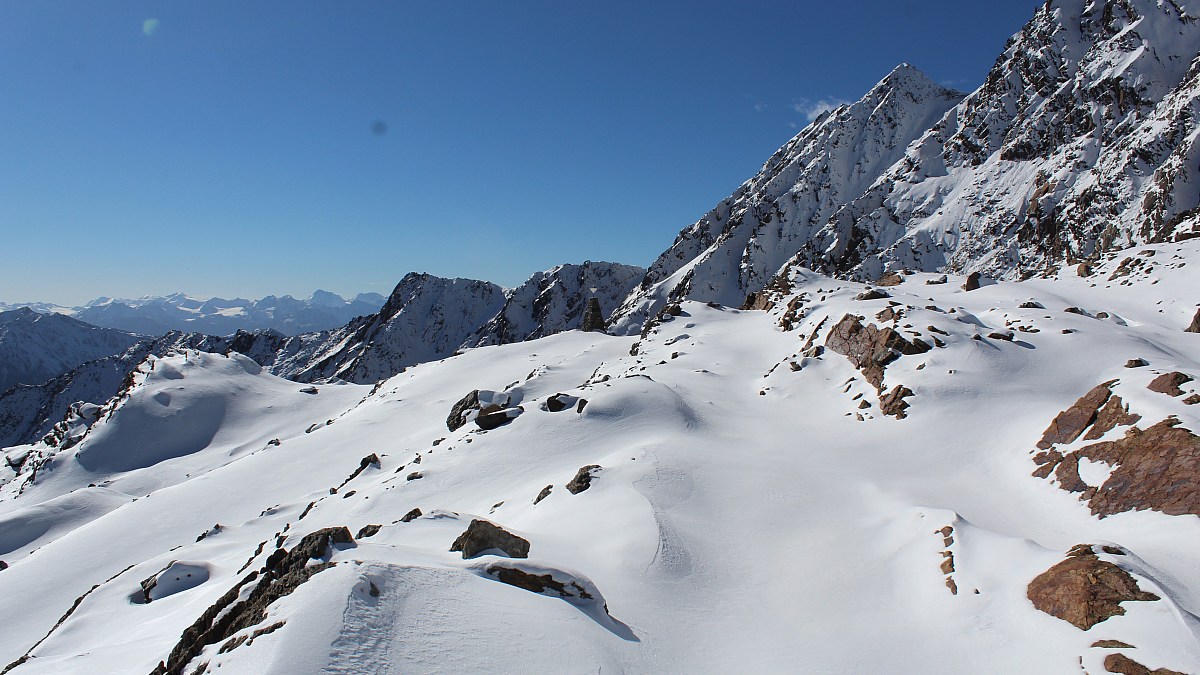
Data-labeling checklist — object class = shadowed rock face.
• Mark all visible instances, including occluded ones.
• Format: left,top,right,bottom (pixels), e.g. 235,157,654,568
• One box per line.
1186,309,1200,333
450,520,530,559
825,314,931,390
1027,545,1159,630
566,465,601,494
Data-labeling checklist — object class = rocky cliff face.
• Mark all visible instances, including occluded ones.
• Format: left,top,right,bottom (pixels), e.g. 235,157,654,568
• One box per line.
613,0,1200,333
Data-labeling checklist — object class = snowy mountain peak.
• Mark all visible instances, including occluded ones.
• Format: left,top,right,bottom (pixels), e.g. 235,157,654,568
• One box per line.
609,64,963,333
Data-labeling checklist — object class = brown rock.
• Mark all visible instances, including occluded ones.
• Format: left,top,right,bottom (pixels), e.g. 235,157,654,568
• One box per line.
1125,359,1149,368
879,385,914,419
450,520,530,559
1186,308,1200,333
1091,640,1135,649
1147,372,1193,397
533,485,552,505
1027,547,1159,630
1083,395,1142,441
1104,653,1186,675
963,272,982,291
399,508,422,523
876,271,904,287
485,564,593,600
945,577,958,595
446,390,482,431
566,465,601,494
825,315,931,390
1184,394,1200,406
1077,263,1093,277
356,524,382,539
1077,418,1200,518
1036,383,1114,450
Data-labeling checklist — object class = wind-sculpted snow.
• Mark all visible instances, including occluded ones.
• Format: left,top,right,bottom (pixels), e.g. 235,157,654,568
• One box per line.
1,239,1198,673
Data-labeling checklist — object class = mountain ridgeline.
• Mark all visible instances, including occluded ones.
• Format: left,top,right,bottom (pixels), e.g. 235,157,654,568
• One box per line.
611,0,1200,332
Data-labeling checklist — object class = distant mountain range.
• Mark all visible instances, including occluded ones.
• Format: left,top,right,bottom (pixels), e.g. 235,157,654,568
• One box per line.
0,290,388,337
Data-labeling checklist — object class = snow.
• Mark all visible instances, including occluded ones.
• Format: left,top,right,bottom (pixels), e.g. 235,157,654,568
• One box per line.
0,238,1197,673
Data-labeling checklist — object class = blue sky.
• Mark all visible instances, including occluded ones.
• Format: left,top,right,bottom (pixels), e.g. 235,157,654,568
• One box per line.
1,1,1044,305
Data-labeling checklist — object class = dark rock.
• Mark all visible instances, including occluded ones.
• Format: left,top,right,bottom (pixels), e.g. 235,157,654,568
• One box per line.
1104,653,1185,675
1077,263,1093,277
1036,383,1114,450
400,508,422,523
876,272,904,287
150,527,353,675
1027,546,1158,630
962,272,982,291
925,275,948,285
1064,306,1086,315
879,385,914,419
566,465,601,494
1019,301,1044,309
356,524,382,539
485,564,593,600
1185,394,1200,406
546,394,571,412
581,297,605,333
406,471,423,481
1125,359,1149,368
0,561,6,571
450,519,530,559
1187,309,1200,333
825,314,932,390
476,405,522,430
446,390,481,431
1147,372,1193,397
855,289,891,301
534,485,552,504
987,332,1013,341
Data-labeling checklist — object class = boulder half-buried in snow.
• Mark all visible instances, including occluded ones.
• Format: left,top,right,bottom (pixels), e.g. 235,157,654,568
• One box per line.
450,519,530,559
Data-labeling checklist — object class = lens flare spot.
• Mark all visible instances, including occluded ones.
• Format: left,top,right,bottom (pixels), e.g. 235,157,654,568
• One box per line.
143,18,159,37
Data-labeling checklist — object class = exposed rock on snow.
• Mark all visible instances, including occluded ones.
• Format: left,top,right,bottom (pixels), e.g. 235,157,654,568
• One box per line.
1027,545,1159,631
151,526,354,675
1037,382,1118,449
1147,372,1194,396
1104,652,1187,675
825,314,931,390
450,520,530,559
566,465,602,494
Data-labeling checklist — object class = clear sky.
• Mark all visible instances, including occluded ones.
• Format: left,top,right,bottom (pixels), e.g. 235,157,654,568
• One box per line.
1,1,1044,305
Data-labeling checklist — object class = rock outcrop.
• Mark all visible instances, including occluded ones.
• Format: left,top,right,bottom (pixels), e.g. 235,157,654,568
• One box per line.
825,314,931,390
450,520,530,559
1027,545,1159,630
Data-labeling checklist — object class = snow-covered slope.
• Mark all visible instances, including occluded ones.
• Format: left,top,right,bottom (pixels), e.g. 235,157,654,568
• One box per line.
611,65,963,333
2,291,387,337
0,332,238,449
0,308,142,395
1,239,1198,674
